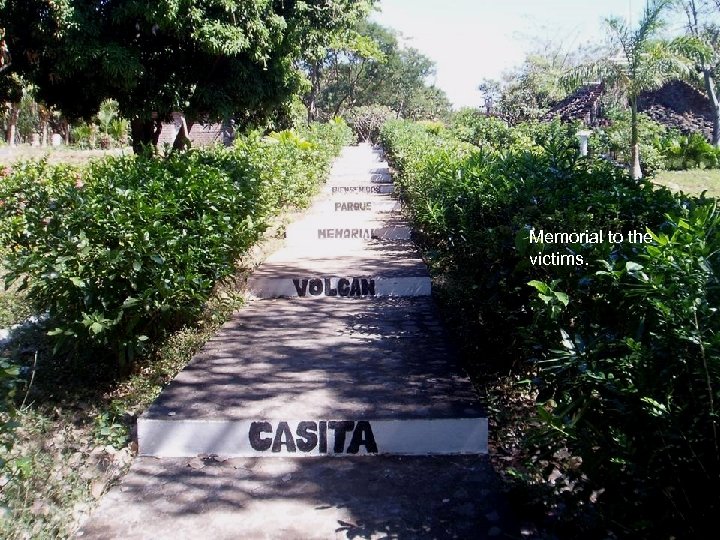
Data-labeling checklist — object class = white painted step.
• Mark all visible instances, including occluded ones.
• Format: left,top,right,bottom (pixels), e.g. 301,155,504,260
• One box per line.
138,418,488,457
315,199,402,214
247,275,431,298
323,183,395,195
285,221,412,242
136,297,487,458
246,239,431,299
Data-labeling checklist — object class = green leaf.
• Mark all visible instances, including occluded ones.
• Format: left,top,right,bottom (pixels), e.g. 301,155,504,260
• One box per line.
528,280,551,294
89,322,105,335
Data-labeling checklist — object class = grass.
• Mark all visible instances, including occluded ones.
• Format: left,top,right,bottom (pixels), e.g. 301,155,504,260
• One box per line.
652,168,720,198
0,145,131,167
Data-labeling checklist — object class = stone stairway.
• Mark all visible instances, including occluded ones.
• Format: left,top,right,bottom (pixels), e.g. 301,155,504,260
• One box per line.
77,144,505,539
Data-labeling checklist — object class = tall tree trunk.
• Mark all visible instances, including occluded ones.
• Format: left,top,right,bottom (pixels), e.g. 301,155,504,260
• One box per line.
131,118,162,155
41,120,48,147
307,61,321,124
333,59,367,118
172,114,192,151
6,103,17,146
630,96,642,180
702,68,720,147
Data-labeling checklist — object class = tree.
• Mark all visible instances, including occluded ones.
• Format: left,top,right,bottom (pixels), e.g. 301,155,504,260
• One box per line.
571,0,690,179
0,1,371,153
297,1,377,122
496,39,602,123
677,0,720,146
308,26,385,120
0,26,9,73
312,21,450,120
478,78,501,113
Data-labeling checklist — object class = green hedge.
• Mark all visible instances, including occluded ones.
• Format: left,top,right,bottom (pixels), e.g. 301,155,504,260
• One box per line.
381,119,720,536
0,120,352,368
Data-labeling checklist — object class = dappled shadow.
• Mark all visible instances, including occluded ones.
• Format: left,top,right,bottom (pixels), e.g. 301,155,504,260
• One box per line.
75,143,518,539
143,297,480,421
252,239,429,279
78,454,518,539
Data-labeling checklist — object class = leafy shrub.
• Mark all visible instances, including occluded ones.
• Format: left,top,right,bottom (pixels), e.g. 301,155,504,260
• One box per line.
450,108,515,148
416,120,445,135
529,202,720,535
71,122,97,149
108,119,130,147
381,118,719,536
0,121,351,371
0,357,20,463
660,131,719,170
593,110,667,175
346,105,395,143
96,99,119,136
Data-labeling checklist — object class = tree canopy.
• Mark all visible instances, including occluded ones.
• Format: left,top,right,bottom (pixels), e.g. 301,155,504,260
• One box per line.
309,21,451,121
0,0,373,150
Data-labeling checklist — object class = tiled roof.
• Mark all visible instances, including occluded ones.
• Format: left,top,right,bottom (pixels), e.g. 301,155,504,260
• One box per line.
542,82,604,124
543,79,715,139
637,80,714,138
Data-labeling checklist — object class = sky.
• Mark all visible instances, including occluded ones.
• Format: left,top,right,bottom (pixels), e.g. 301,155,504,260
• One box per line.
371,0,688,109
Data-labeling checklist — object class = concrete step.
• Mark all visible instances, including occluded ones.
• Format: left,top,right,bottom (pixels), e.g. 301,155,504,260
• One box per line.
77,455,515,540
284,212,412,242
328,170,393,184
316,199,402,214
137,297,487,458
323,183,395,195
285,222,412,242
246,239,431,298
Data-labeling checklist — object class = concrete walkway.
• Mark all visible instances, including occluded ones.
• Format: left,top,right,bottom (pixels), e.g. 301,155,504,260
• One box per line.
77,144,515,539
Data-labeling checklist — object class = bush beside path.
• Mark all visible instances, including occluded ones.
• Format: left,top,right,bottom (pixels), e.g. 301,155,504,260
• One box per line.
0,121,353,539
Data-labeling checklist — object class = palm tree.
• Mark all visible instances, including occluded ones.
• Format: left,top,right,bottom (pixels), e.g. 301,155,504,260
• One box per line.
570,0,691,179
677,0,720,147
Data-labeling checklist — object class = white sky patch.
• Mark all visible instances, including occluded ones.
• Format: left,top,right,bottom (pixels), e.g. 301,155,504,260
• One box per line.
372,0,679,109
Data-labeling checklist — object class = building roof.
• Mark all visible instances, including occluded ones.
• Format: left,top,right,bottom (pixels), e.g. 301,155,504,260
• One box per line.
541,82,604,124
637,80,714,138
543,79,715,138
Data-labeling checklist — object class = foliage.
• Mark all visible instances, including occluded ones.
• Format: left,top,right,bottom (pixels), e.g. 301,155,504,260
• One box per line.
0,121,351,372
0,0,364,150
70,122,97,149
593,109,669,175
675,0,720,146
499,55,572,123
93,401,129,449
311,21,451,121
450,109,524,150
108,118,129,147
69,100,129,149
381,119,719,536
568,0,691,178
346,105,394,142
96,99,118,136
660,130,720,169
16,92,39,142
0,356,20,462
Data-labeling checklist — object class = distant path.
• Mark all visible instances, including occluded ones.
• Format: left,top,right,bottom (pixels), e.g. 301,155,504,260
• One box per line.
77,144,516,539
